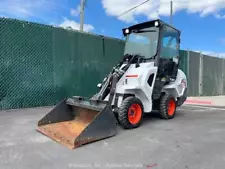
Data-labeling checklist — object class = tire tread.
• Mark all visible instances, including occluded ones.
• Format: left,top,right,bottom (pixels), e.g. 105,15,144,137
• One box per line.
159,94,176,119
118,96,143,129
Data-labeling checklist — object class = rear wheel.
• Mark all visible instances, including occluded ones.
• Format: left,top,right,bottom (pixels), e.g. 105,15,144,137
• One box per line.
118,96,144,129
159,94,176,119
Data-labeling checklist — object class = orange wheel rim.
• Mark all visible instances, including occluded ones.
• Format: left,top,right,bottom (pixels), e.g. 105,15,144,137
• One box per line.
168,99,175,116
128,104,142,125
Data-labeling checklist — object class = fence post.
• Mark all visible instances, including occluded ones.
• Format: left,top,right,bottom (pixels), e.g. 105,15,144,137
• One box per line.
222,59,224,95
199,52,203,96
187,49,190,80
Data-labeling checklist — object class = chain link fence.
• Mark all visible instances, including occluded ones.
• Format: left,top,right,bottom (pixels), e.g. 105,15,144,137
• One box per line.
182,51,225,97
0,17,124,110
0,17,224,110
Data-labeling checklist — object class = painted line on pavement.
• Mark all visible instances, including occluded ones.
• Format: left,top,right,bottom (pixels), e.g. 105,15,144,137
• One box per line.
185,99,212,105
183,104,225,111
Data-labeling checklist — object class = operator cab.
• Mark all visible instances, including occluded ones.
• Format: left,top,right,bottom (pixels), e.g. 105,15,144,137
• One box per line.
123,19,181,100
122,19,180,81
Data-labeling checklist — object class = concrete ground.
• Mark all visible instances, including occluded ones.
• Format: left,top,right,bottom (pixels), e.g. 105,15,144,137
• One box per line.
1,105,225,169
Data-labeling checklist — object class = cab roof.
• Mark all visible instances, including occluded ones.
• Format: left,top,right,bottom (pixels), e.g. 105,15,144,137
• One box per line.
122,19,181,36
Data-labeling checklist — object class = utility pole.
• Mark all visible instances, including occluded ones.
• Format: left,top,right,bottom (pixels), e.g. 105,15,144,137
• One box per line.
80,0,85,31
170,1,173,25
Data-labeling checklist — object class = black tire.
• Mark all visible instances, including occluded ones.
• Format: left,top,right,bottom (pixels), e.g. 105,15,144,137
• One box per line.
159,94,176,119
118,96,144,129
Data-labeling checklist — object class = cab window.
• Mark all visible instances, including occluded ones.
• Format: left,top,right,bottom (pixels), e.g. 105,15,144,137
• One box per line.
161,27,179,60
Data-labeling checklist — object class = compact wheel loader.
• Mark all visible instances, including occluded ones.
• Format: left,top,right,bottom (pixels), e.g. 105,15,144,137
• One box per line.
37,19,188,149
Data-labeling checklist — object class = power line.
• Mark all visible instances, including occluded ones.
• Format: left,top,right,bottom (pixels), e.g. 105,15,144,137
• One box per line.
117,0,151,18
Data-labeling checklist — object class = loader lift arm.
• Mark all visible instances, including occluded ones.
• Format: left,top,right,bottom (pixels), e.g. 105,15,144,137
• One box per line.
92,54,144,103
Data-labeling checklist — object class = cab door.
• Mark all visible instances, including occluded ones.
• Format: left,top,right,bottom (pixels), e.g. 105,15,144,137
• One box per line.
158,25,180,81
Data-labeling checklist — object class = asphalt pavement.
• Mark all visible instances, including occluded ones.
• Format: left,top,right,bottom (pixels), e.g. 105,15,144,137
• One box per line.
0,105,225,169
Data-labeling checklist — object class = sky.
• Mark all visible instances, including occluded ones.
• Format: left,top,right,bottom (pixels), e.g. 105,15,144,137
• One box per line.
0,0,225,57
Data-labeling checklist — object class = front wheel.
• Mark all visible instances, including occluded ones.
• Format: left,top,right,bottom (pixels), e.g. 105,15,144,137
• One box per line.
159,94,176,119
118,96,144,129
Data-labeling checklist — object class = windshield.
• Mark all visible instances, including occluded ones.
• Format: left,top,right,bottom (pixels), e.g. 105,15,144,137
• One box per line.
124,27,159,59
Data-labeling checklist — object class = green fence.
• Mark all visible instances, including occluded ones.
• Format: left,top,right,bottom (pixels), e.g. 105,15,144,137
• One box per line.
0,18,125,110
0,18,224,110
202,55,223,96
185,52,225,97
188,51,200,96
179,50,188,76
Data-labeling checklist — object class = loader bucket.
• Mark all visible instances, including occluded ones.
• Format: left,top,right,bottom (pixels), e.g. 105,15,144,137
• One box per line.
37,97,117,149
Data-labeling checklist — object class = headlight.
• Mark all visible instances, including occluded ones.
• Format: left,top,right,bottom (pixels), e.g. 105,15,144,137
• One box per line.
125,29,129,34
155,21,159,27
97,83,102,88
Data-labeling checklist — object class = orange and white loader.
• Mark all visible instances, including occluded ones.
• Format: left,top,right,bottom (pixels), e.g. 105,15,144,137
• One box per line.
37,19,188,149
